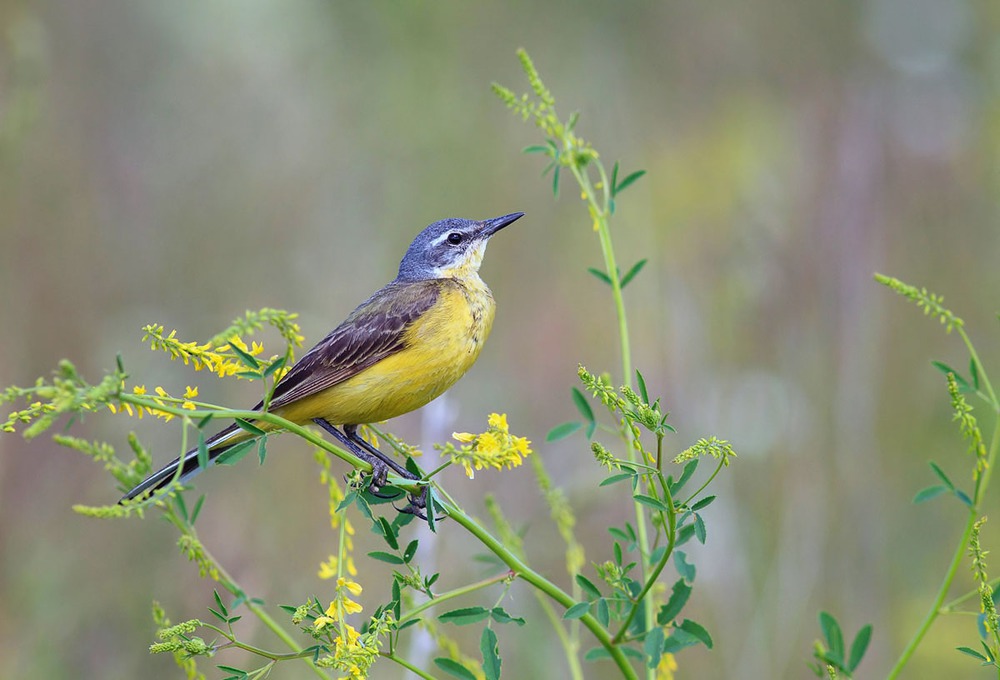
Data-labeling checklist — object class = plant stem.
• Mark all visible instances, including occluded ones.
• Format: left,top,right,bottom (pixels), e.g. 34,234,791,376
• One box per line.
613,474,676,643
384,652,437,679
445,501,638,680
398,572,514,625
887,407,1000,677
886,510,977,680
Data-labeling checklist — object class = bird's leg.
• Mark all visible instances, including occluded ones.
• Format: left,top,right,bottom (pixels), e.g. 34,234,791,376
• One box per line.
342,425,429,517
313,419,395,491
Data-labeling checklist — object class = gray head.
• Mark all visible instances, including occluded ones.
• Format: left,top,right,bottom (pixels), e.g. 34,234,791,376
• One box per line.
396,212,524,282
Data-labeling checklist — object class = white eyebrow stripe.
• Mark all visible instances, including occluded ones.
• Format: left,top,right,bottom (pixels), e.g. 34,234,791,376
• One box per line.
430,232,452,246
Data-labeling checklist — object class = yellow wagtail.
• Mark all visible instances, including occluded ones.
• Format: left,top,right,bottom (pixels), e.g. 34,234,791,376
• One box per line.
121,212,524,514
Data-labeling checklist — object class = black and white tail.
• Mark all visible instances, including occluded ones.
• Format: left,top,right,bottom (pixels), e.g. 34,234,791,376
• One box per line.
119,422,249,503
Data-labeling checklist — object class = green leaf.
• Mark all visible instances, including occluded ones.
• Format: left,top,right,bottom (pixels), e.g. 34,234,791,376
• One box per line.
262,356,286,378
228,342,260,370
435,658,479,680
658,579,692,624
481,627,501,680
587,267,613,286
674,551,696,583
636,370,649,403
614,169,647,196
522,144,551,155
367,551,405,565
913,485,948,503
377,517,399,549
662,628,702,654
670,459,699,494
848,624,873,671
571,387,596,425
197,413,214,429
611,161,620,194
956,646,989,662
439,607,491,625
563,602,591,619
197,432,209,471
928,461,955,490
257,437,267,466
691,495,716,511
490,607,526,626
634,494,669,512
190,495,205,524
677,619,713,648
216,666,248,680
644,626,665,669
970,358,981,390
955,489,973,507
676,523,696,547
600,472,636,487
215,440,255,466
931,360,971,391
234,418,265,436
546,421,582,442
575,574,602,601
214,590,228,617
403,539,418,563
567,111,580,131
693,514,707,544
595,598,611,627
819,611,845,660
619,259,648,288
552,166,561,197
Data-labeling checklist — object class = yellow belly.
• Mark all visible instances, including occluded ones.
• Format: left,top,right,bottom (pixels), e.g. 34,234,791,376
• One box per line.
277,278,495,426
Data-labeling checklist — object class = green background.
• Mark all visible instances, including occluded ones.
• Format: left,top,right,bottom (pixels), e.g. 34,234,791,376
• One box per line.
2,1,1000,678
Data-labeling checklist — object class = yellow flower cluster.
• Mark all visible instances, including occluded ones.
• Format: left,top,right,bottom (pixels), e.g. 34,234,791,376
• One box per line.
143,325,288,380
108,385,200,422
311,577,388,679
446,413,532,479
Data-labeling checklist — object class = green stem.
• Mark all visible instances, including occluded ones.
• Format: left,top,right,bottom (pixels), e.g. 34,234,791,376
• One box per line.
446,501,638,680
886,510,978,680
568,158,651,677
681,457,727,508
384,653,437,680
613,474,676,644
887,415,1000,677
398,572,514,625
958,328,999,410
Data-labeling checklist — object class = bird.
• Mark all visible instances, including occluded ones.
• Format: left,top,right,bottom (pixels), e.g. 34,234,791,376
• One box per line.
121,212,524,514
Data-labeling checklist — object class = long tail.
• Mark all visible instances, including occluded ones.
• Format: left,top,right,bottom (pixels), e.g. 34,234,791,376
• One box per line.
119,422,249,503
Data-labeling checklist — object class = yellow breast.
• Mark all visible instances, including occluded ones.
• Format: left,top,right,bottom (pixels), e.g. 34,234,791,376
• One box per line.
294,276,495,426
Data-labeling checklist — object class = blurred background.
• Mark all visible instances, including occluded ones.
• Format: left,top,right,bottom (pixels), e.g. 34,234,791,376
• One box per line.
2,1,999,678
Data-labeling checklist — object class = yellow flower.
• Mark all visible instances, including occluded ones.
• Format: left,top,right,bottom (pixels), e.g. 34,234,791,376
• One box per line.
338,577,363,597
487,412,508,430
657,652,678,679
132,385,147,396
444,413,532,479
318,555,338,580
313,615,336,630
342,598,363,615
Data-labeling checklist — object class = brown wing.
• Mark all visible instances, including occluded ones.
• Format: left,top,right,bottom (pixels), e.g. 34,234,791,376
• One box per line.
263,279,440,411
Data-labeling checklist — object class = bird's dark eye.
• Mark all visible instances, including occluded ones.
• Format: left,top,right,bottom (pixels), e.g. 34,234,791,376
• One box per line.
447,232,463,245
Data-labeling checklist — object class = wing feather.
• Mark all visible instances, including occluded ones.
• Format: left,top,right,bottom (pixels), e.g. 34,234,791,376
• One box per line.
264,280,440,410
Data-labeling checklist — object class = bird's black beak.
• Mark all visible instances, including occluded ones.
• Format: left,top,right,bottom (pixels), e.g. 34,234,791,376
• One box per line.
480,212,524,237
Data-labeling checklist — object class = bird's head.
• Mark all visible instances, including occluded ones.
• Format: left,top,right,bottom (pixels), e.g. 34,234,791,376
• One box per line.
396,212,524,282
